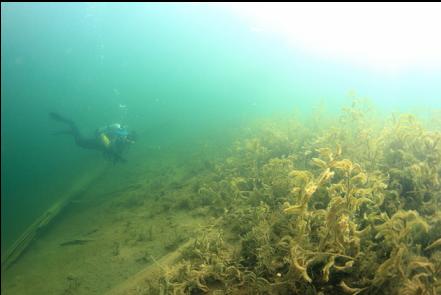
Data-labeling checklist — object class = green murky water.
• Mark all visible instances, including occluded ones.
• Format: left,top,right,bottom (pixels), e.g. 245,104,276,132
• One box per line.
2,3,441,294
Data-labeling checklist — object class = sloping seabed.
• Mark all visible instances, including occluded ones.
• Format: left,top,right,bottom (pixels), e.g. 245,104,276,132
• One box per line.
2,98,441,295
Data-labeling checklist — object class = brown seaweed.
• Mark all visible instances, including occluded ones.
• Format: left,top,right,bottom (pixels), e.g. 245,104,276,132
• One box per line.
150,97,441,294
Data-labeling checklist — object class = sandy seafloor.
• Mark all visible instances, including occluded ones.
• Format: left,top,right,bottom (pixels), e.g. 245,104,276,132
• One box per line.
1,143,220,295
2,107,441,295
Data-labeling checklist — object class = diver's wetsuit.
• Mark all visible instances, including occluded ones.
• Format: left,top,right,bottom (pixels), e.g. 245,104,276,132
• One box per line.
49,112,127,163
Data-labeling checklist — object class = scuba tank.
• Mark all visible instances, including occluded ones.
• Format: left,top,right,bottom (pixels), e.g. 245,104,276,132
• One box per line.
99,133,111,148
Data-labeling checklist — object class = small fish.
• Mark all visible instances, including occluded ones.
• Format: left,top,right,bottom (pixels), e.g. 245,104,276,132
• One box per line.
60,239,94,246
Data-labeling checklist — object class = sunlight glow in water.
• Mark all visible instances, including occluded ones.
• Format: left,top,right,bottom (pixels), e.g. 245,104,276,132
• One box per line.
226,3,441,73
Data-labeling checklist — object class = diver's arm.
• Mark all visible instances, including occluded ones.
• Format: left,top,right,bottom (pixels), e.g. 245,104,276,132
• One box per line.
104,149,127,163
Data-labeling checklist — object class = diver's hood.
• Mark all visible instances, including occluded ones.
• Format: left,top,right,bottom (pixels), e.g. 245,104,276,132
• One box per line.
109,123,121,129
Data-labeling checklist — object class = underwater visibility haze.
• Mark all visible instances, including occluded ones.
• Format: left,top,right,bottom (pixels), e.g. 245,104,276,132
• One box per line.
1,2,441,294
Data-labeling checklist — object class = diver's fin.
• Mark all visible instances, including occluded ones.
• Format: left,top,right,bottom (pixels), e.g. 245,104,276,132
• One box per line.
49,112,73,124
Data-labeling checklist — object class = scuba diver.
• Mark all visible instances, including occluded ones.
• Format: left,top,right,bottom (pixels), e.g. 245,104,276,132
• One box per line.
49,112,136,164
